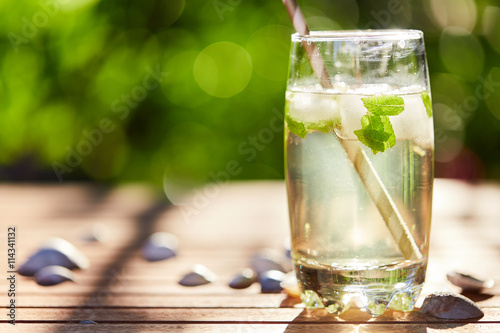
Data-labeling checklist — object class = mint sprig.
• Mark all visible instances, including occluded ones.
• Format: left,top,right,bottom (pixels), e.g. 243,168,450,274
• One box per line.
355,95,404,154
421,92,432,118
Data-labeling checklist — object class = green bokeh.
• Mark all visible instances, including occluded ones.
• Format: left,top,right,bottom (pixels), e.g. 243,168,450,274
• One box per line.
439,27,484,82
0,0,499,184
193,42,252,98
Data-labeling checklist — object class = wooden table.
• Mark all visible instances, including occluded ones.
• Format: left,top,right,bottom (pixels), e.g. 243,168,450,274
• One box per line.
1,179,499,332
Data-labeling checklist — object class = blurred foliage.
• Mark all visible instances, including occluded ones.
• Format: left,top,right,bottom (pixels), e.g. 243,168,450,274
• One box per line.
0,0,499,188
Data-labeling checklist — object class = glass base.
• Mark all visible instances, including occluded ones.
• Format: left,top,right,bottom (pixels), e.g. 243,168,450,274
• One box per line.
295,259,426,317
300,285,422,317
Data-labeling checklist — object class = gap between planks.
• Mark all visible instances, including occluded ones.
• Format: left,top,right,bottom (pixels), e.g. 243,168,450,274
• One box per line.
6,308,500,323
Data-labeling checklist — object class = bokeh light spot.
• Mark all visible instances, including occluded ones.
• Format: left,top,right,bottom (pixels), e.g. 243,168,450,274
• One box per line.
194,42,252,98
434,103,464,132
435,136,464,163
482,6,500,54
426,0,476,32
439,27,484,82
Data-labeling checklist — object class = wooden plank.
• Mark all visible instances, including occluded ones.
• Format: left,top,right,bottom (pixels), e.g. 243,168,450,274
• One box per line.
12,293,500,309
5,251,499,276
5,282,263,296
6,323,500,333
8,279,496,300
11,244,500,268
4,279,498,299
14,294,297,308
4,323,500,333
7,308,500,323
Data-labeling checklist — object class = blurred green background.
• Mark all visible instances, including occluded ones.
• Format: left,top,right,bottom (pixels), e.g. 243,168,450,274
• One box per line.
1,0,499,191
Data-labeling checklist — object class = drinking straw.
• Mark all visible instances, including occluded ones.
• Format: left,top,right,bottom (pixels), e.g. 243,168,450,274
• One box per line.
282,0,422,260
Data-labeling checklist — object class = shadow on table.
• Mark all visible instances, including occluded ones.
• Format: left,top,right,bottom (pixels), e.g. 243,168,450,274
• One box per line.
53,199,171,332
281,308,472,333
461,292,494,303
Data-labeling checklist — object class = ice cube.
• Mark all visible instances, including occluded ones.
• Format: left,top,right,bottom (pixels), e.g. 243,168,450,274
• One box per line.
391,94,433,144
287,91,339,124
335,94,368,140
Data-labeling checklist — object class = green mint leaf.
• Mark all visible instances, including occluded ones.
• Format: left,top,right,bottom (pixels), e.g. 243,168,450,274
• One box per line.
360,114,383,132
378,115,396,148
361,95,405,116
421,92,432,118
355,130,388,154
355,114,396,154
285,115,307,138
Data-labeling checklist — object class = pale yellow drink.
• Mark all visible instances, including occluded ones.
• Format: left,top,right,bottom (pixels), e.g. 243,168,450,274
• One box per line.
285,86,433,316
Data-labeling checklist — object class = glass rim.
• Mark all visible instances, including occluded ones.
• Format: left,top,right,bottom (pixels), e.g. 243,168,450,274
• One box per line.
292,29,423,42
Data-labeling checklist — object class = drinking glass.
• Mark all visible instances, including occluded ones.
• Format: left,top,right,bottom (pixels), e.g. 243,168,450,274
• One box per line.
285,30,434,316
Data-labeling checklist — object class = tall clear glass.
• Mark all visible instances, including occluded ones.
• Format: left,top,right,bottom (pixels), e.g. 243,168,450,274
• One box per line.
285,30,434,317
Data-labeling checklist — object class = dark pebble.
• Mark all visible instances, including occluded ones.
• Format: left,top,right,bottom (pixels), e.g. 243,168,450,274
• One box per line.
419,291,484,319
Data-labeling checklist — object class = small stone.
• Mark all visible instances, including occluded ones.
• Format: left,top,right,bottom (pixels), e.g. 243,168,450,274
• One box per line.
81,224,110,243
18,238,89,276
366,299,390,317
141,232,178,262
34,265,75,286
79,320,98,325
259,270,285,293
179,264,216,287
229,269,257,289
251,249,292,276
300,290,324,309
325,300,347,315
447,272,495,292
419,291,484,319
389,291,418,312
